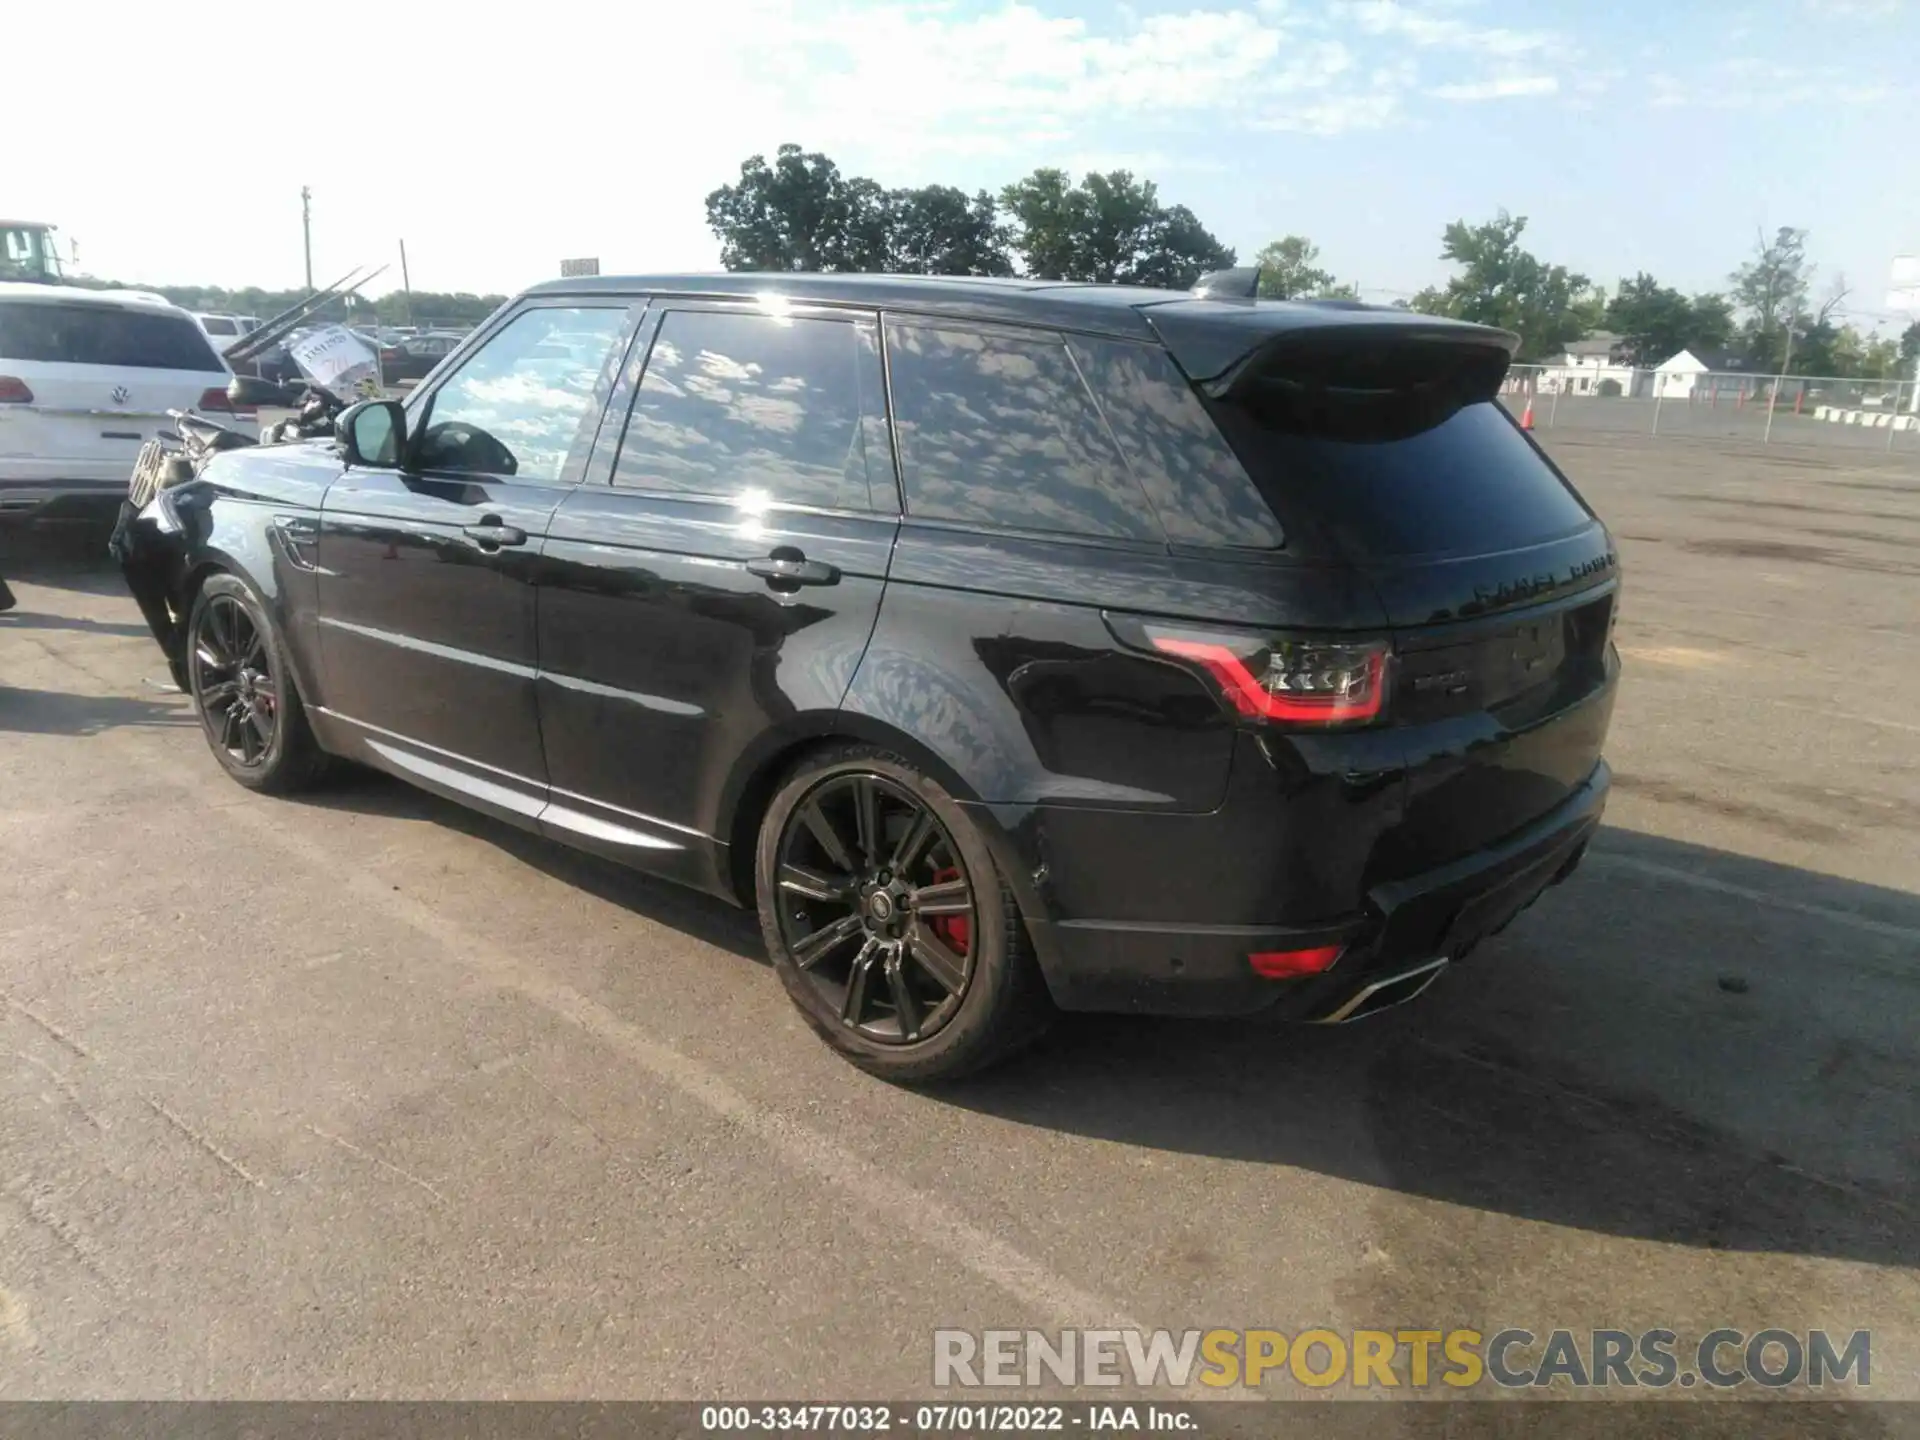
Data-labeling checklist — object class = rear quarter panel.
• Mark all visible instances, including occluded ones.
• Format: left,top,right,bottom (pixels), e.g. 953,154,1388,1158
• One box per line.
846,526,1388,811
843,526,1410,995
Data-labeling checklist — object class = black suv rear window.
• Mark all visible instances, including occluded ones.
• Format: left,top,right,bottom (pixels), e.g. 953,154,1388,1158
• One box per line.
1216,397,1593,559
0,302,225,372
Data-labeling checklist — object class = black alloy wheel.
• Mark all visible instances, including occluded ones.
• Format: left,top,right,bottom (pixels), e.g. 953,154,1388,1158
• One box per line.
773,771,978,1045
192,591,277,768
183,574,328,795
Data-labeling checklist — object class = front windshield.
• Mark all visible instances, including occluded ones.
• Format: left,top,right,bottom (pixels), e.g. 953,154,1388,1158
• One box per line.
0,225,63,282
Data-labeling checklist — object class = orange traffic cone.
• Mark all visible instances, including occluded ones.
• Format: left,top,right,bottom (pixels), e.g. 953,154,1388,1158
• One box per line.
1521,397,1535,431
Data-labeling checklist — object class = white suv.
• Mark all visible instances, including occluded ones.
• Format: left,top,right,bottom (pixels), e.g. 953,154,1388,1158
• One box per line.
193,312,258,354
0,283,244,519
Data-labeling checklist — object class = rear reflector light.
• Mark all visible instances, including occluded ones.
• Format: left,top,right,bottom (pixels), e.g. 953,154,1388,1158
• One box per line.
1249,945,1343,979
1147,628,1389,726
0,376,33,404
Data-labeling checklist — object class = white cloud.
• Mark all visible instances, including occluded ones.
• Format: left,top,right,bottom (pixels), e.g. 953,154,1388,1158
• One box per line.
1803,0,1901,15
1648,57,1897,109
754,5,1393,158
1341,0,1554,56
1429,74,1559,101
14,0,1895,294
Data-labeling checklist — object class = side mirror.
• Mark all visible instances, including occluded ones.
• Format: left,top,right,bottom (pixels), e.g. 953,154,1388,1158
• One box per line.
227,374,297,408
337,399,407,468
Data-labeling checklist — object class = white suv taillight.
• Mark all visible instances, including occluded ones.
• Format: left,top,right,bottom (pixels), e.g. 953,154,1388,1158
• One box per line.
199,385,256,419
0,376,33,404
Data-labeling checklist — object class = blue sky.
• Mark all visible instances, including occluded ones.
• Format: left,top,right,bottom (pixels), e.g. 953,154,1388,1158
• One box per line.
12,0,1918,333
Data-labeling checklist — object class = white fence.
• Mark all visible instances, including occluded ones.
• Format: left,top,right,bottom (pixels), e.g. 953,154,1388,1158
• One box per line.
1499,365,1919,453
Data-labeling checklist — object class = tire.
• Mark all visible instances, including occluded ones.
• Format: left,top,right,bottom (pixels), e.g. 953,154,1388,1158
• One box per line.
184,574,328,794
756,743,1051,1083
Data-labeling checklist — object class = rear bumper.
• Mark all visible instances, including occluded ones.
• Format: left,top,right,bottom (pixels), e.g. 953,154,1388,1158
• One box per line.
1013,760,1609,1021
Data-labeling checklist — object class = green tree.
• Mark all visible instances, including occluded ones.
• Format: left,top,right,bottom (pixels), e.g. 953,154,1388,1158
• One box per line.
1000,169,1232,289
1602,277,1739,365
1898,321,1920,368
997,168,1080,279
75,278,505,329
889,186,1012,275
1729,225,1814,370
1795,322,1844,378
1857,334,1901,379
1250,236,1350,300
1127,204,1236,290
1411,210,1593,362
704,144,878,272
1603,273,1696,366
706,148,1012,275
837,176,898,273
1570,282,1610,340
1796,324,1904,381
1068,171,1167,282
1688,293,1736,353
1785,277,1853,376
704,149,1230,287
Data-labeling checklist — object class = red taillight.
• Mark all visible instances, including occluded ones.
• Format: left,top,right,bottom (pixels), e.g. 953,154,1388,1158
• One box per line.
1249,945,1344,979
0,376,33,404
199,386,255,418
1147,628,1389,726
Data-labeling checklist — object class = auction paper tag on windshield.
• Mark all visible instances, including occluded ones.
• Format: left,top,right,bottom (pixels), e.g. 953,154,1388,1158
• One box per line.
286,324,380,395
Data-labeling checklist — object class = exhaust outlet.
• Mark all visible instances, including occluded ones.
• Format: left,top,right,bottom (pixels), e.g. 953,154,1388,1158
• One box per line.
1315,956,1450,1024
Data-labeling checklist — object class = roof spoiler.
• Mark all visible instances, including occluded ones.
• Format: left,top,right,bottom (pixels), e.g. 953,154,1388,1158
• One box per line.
1199,319,1519,399
1198,321,1522,440
224,263,387,367
1190,265,1261,301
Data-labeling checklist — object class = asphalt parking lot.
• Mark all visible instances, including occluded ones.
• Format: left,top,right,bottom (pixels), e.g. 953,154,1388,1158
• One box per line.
1,434,1917,1417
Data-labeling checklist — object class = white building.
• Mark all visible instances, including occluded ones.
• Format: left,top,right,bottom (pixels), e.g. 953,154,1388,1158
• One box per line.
1538,333,1646,396
1651,348,1751,400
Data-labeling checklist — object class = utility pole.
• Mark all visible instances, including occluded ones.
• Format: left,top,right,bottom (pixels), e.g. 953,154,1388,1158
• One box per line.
301,186,314,291
398,238,414,326
1764,320,1799,445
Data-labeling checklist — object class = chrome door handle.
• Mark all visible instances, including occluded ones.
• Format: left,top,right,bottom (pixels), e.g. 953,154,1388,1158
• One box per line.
746,553,839,589
463,519,527,548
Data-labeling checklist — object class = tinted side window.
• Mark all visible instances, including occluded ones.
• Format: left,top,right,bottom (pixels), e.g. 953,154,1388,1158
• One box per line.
1067,337,1283,550
885,322,1158,542
414,306,627,481
0,303,225,372
613,310,886,513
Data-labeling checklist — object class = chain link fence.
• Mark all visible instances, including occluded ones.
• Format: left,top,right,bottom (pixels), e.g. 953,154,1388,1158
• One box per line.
1499,364,1920,455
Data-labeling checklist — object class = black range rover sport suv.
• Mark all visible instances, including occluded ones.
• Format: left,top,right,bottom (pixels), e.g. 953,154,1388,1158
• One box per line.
116,271,1619,1082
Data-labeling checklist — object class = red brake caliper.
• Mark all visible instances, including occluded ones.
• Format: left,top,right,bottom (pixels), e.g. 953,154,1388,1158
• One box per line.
928,866,970,953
